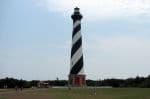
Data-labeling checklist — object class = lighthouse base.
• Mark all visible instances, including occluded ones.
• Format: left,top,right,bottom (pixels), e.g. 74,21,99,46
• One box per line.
69,74,86,87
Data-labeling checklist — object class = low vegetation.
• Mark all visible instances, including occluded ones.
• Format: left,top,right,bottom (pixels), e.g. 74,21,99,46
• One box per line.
0,88,150,99
0,75,150,88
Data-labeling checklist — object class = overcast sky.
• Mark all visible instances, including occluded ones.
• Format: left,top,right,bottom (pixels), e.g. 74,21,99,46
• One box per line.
0,0,150,80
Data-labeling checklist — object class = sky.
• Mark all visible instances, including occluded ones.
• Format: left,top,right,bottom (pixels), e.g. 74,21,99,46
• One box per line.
0,0,150,80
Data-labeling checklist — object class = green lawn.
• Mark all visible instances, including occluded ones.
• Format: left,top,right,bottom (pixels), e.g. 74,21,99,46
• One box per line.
0,88,150,99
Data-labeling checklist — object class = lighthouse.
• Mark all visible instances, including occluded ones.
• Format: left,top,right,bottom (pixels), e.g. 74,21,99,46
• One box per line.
69,7,86,87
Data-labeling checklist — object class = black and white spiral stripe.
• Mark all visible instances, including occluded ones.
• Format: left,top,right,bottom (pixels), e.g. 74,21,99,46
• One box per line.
70,20,84,75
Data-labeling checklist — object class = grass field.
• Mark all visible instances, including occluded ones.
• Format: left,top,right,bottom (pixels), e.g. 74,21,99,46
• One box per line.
0,88,150,99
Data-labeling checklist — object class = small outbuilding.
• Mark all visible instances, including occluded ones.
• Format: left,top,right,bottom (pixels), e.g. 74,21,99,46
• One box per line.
37,81,49,88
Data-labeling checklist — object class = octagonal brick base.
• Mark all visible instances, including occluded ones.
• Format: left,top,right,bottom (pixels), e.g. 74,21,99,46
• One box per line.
69,74,86,87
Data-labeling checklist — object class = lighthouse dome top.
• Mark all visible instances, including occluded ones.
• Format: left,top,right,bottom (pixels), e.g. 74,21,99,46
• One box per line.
74,7,80,13
72,7,82,20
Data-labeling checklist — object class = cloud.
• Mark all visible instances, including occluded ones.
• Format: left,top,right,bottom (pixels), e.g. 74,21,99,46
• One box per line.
40,0,150,21
90,36,149,49
85,35,150,56
84,35,150,79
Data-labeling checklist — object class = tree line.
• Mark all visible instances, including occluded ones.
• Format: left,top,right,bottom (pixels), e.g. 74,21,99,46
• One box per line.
0,75,150,88
87,75,150,87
